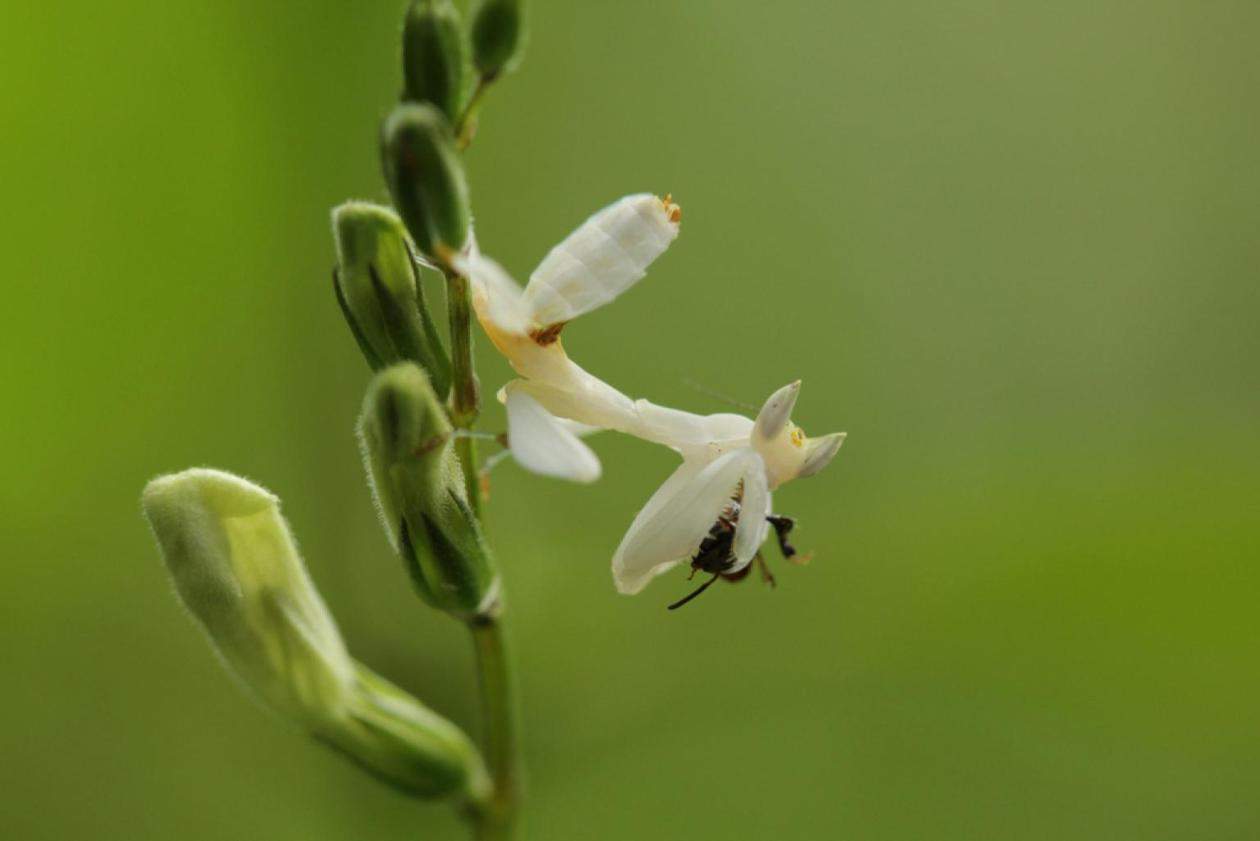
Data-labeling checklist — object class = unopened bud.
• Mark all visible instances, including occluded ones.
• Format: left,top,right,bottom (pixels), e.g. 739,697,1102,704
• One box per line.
143,469,354,727
381,103,470,264
470,0,526,80
359,364,499,618
142,468,488,801
332,202,451,395
335,662,490,800
402,0,469,123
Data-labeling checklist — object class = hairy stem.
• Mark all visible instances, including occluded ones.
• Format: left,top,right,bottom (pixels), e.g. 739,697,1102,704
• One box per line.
467,615,522,839
442,257,517,837
444,267,482,514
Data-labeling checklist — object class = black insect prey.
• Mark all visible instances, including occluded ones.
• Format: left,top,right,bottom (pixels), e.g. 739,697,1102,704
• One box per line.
666,491,799,611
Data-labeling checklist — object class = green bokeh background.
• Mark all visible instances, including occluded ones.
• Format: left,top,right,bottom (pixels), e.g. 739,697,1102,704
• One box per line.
3,2,1257,838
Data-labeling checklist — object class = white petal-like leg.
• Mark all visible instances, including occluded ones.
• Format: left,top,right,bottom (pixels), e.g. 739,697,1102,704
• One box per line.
505,384,602,483
554,417,602,438
523,194,680,327
612,448,757,595
466,249,533,336
610,460,701,595
731,454,771,573
633,399,754,458
516,376,640,435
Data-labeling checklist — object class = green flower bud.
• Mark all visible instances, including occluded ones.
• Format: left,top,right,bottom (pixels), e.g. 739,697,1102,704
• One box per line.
380,103,470,265
143,469,353,728
402,0,469,123
332,201,451,395
333,662,490,800
358,364,500,619
470,0,526,80
142,468,488,801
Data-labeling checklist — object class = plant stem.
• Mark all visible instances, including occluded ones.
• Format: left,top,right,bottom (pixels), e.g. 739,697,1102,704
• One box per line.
442,256,518,837
467,614,522,839
444,267,482,514
455,77,494,151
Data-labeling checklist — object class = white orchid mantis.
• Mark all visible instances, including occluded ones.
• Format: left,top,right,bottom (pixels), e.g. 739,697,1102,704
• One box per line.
462,193,846,602
614,382,845,600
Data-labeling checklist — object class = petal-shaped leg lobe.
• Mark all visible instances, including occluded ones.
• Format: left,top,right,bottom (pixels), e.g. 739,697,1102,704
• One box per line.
505,385,602,483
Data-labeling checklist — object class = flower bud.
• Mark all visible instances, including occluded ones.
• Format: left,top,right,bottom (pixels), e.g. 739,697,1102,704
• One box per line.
332,201,451,395
334,662,490,800
358,364,500,619
402,0,469,123
142,468,488,800
381,103,470,264
470,0,526,80
143,469,354,727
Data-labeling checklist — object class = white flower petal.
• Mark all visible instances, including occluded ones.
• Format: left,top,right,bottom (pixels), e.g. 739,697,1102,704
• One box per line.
731,453,771,572
523,194,680,327
612,448,756,595
505,385,601,483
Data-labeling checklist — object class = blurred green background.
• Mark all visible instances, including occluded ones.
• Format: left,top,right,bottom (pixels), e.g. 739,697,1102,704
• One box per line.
3,1,1258,838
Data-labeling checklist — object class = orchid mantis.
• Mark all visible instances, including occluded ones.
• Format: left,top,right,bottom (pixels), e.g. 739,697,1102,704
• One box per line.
463,194,846,599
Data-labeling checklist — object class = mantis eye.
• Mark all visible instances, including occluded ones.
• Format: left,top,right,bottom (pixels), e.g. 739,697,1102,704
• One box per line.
754,381,802,440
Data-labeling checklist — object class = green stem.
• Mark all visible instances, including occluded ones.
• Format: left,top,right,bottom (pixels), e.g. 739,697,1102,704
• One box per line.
455,76,494,151
457,435,482,516
440,224,515,837
444,267,482,514
467,615,522,839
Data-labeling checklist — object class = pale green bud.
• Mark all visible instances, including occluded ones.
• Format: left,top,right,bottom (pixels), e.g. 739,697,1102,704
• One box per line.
142,468,488,801
402,0,469,123
380,103,470,264
332,663,490,800
142,469,353,728
358,364,500,619
332,201,451,395
470,0,526,80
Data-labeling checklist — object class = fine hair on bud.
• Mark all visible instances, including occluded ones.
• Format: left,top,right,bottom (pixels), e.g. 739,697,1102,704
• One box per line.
402,0,469,123
141,468,489,802
331,201,451,393
380,103,470,265
358,363,500,619
470,0,526,80
142,468,355,728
